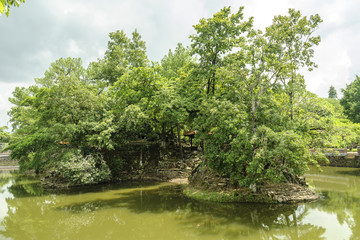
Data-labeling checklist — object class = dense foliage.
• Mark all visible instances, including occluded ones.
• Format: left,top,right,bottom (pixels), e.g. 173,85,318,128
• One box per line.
58,151,111,185
6,6,360,187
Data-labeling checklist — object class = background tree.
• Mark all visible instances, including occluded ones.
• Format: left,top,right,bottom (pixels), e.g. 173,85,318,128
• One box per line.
0,126,11,143
296,92,360,149
328,85,337,99
340,75,360,123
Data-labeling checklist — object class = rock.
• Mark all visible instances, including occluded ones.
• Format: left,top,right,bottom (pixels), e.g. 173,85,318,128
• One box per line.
260,183,319,203
249,183,257,193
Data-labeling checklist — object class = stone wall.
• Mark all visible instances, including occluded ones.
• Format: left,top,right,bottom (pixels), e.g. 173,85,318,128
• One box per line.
104,141,202,181
0,154,18,166
319,155,360,168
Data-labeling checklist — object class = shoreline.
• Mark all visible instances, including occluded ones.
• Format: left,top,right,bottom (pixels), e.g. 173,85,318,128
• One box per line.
0,165,19,171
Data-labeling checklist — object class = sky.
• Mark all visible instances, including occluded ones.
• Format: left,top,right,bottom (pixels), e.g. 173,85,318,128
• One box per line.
1,0,360,128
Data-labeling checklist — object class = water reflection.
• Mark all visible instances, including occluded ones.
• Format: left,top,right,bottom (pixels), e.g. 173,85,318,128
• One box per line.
306,167,360,240
0,167,358,239
56,185,326,239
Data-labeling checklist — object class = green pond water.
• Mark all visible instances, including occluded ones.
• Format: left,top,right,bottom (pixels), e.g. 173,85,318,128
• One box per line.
0,167,359,240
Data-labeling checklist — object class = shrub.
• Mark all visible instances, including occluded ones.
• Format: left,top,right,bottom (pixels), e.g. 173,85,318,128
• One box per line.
58,151,111,185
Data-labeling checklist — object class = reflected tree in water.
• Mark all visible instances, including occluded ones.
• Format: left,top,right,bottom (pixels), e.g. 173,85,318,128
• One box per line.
0,182,328,240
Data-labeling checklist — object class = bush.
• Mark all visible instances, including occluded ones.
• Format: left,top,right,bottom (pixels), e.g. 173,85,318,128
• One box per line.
58,151,111,185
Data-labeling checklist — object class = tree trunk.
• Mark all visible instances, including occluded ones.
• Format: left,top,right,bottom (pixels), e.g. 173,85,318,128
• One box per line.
162,123,166,141
202,139,205,156
207,79,211,95
139,147,143,167
251,99,257,133
289,74,295,120
289,91,294,120
212,72,216,95
177,123,183,159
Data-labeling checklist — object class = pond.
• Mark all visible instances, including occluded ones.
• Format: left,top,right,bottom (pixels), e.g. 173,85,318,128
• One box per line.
0,166,359,240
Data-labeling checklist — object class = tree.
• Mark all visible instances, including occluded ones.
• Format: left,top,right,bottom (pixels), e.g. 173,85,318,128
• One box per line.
157,43,195,140
0,0,25,17
7,57,111,179
107,66,161,143
265,9,322,120
190,6,253,95
193,8,322,187
296,92,359,149
88,29,148,86
340,75,360,123
328,85,337,99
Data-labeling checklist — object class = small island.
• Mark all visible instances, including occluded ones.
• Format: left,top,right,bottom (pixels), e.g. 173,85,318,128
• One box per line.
3,6,360,204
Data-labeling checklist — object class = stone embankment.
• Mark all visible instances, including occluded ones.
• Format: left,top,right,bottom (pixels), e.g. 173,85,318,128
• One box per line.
0,153,19,171
320,153,360,168
186,164,319,203
103,141,203,182
260,183,319,203
103,142,319,203
42,142,203,187
36,140,321,203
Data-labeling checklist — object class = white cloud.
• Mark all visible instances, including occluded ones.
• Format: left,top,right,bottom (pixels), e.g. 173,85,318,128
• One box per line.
67,39,83,57
238,0,292,30
305,30,353,97
26,49,53,65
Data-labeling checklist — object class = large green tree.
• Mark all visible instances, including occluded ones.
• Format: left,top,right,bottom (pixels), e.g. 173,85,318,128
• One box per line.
192,8,323,186
265,9,322,120
7,57,110,177
106,65,161,143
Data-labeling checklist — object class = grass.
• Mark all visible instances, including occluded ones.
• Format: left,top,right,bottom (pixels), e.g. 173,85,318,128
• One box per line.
182,185,276,203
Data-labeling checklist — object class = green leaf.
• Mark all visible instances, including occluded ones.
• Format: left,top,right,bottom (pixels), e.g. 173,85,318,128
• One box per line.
0,2,4,13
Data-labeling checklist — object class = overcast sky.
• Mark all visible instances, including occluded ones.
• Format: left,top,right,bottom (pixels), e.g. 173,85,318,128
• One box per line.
1,0,360,128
